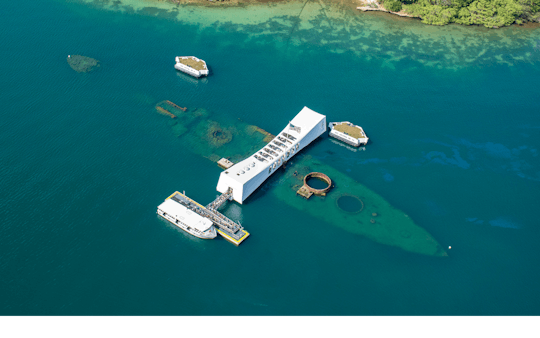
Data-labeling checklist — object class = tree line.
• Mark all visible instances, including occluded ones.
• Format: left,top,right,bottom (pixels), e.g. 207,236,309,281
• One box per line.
381,0,540,27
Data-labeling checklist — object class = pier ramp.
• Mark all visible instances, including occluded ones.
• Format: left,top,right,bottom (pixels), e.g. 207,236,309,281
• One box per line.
164,190,249,246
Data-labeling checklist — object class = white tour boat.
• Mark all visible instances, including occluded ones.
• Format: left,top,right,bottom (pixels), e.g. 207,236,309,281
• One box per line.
157,197,217,239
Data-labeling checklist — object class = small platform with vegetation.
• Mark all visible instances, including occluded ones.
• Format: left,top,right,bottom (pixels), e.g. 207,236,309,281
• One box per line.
333,123,366,139
177,57,207,71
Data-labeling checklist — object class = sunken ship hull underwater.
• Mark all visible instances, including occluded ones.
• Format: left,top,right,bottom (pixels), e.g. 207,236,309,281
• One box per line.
154,101,447,256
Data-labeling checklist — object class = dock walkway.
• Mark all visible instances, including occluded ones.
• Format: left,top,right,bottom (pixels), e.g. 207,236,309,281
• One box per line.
168,190,249,245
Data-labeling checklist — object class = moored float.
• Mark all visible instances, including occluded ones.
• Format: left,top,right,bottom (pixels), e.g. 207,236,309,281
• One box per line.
329,121,369,147
174,56,209,78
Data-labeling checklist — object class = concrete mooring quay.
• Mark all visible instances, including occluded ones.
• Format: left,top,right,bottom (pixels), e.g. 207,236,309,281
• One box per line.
168,190,249,246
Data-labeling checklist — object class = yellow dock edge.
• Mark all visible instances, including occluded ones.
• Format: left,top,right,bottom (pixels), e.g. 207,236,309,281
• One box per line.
218,229,250,246
166,191,206,209
165,191,179,200
166,191,247,246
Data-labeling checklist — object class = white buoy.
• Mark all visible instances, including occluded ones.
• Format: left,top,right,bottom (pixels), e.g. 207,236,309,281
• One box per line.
68,55,70,58
448,246,452,249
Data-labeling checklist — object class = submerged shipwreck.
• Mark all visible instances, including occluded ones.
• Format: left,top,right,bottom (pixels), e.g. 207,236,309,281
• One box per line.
158,106,325,245
154,101,446,256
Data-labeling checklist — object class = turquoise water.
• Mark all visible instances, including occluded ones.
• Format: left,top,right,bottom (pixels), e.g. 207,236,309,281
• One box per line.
1,0,540,315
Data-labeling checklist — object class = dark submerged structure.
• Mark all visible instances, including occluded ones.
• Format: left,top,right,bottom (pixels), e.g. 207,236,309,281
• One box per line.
67,55,100,73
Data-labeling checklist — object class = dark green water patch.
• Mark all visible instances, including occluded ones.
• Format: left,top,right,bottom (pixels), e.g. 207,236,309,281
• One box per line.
155,102,272,163
273,155,447,256
305,176,329,190
336,194,364,214
67,55,99,73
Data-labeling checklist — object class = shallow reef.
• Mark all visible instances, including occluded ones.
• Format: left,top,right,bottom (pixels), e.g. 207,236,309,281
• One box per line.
67,55,100,73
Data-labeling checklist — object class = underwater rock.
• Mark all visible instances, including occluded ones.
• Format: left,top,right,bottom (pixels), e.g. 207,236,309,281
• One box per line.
67,55,100,73
206,121,233,147
246,125,274,143
166,100,187,111
156,106,176,119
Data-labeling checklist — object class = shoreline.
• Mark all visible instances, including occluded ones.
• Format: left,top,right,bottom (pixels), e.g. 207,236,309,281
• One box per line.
74,0,540,69
155,0,540,29
356,0,416,18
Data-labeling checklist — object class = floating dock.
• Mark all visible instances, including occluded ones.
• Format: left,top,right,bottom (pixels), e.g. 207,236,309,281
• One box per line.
160,190,249,246
174,56,209,78
329,121,368,147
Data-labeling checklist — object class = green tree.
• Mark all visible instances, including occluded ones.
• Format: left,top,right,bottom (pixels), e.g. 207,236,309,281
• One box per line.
404,1,458,24
403,0,533,27
385,0,404,11
454,0,524,27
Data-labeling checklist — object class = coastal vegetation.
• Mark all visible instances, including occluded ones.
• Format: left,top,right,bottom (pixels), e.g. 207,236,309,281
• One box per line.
384,0,403,11
161,0,539,28
381,0,540,27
